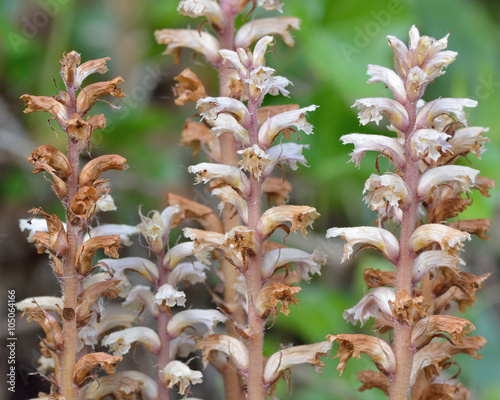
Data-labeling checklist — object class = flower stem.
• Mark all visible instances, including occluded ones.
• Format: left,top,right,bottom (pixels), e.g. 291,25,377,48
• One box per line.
60,85,80,400
390,101,419,400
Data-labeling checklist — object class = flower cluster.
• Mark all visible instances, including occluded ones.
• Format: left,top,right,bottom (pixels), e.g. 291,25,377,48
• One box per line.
17,52,126,400
327,26,491,399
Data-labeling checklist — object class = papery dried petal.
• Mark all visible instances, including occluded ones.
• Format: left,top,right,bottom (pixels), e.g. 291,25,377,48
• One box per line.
235,17,300,49
73,352,122,386
166,309,226,338
167,192,223,233
262,177,292,206
79,154,127,187
197,96,249,124
353,98,409,131
238,144,271,180
411,315,475,349
363,268,395,288
77,235,121,275
264,341,332,385
356,370,389,395
77,280,120,325
390,289,426,324
416,98,477,129
155,29,220,65
410,224,470,255
76,77,125,116
327,334,396,376
173,68,207,106
102,327,161,356
196,334,249,373
473,175,495,197
256,283,301,319
161,360,203,395
20,94,69,128
28,144,71,180
326,226,399,263
417,165,479,199
73,56,110,89
83,370,157,400
259,205,319,237
449,218,491,240
418,383,470,400
343,287,394,326
340,133,405,169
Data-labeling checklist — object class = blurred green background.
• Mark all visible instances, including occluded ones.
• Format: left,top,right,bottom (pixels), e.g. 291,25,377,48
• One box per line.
1,0,499,399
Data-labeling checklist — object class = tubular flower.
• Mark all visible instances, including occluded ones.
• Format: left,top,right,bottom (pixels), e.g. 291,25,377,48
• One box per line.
326,226,399,263
122,285,159,317
161,361,203,395
261,247,325,281
197,96,249,123
102,327,161,356
263,341,332,386
343,287,395,326
410,224,471,254
353,98,409,131
340,133,405,169
259,205,319,237
177,0,223,30
410,129,452,162
363,173,408,213
166,309,227,338
154,29,220,65
366,64,406,104
411,315,475,349
235,17,301,49
188,162,249,193
83,371,158,400
412,250,464,284
416,98,477,129
197,334,249,373
417,165,479,199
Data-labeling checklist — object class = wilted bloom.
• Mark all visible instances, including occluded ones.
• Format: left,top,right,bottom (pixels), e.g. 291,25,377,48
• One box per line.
83,370,158,400
188,162,250,193
258,0,284,12
161,360,203,395
412,250,464,284
363,173,408,214
259,205,319,237
411,315,475,349
256,283,301,319
238,144,272,180
197,334,249,373
326,226,399,263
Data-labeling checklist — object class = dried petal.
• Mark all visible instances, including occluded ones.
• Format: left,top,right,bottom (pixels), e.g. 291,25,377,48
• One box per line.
20,94,69,129
259,205,319,237
79,154,127,187
261,247,325,281
411,315,475,349
256,283,301,319
83,370,157,400
390,289,427,324
197,334,249,373
411,129,452,161
238,144,271,180
177,0,222,29
327,334,396,376
76,77,125,116
77,235,121,275
412,250,464,284
356,370,389,395
73,352,122,386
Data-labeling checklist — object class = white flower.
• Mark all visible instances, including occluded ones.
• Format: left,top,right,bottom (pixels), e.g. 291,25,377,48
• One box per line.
166,309,226,338
177,0,222,29
363,173,408,211
161,361,203,395
98,257,159,284
410,224,470,254
417,165,479,199
266,143,309,172
155,284,186,307
188,162,249,193
410,129,452,161
102,327,160,356
154,29,220,65
94,193,116,212
343,287,395,326
366,64,406,103
238,144,272,180
412,250,464,284
326,226,399,263
340,133,405,169
353,97,409,131
449,126,489,158
83,371,158,400
235,17,300,49
208,113,250,144
137,205,180,253
211,186,249,224
258,105,318,147
168,261,208,287
416,98,477,129
196,96,249,124
261,247,325,281
123,285,159,317
258,0,284,12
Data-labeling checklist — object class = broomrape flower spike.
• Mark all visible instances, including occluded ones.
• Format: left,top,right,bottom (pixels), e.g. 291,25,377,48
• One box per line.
327,26,491,399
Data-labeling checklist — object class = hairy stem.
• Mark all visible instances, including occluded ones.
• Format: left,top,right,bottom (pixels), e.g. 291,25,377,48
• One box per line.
60,85,80,400
390,101,418,400
157,250,171,400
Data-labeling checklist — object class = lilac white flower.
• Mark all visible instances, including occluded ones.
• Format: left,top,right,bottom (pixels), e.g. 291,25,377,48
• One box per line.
343,287,395,326
155,283,186,307
161,360,203,395
417,165,479,199
416,98,477,129
102,326,161,356
235,17,301,49
353,98,409,131
410,129,453,162
166,309,226,338
261,247,326,281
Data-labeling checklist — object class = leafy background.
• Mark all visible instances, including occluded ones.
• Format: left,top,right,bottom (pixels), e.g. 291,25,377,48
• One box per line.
1,0,499,399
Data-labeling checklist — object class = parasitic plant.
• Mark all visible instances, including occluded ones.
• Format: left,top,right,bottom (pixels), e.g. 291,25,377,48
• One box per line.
17,52,127,400
327,26,492,399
